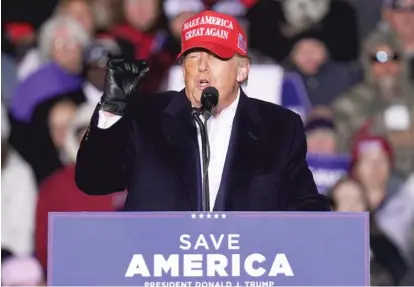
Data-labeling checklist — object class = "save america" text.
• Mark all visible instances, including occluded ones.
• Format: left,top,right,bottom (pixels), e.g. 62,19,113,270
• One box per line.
125,234,294,278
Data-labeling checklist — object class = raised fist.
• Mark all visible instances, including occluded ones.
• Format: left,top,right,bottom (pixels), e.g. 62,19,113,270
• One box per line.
100,58,150,116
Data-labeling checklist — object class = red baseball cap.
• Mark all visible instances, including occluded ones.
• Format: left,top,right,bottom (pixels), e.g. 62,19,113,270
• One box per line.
177,10,248,59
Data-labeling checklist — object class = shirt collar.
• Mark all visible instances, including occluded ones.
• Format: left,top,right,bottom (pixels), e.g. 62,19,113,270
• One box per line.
215,88,240,117
226,88,240,112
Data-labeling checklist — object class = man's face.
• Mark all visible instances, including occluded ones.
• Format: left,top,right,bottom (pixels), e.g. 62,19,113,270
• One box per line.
355,147,390,190
292,39,327,75
51,27,83,74
182,50,249,110
61,0,94,35
306,129,336,154
370,44,401,87
124,0,159,32
386,7,414,39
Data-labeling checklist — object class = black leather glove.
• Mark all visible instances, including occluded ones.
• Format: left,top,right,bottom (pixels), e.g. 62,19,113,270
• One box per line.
100,58,150,116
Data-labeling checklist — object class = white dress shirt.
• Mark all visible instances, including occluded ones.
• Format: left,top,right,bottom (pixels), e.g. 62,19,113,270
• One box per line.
97,90,240,211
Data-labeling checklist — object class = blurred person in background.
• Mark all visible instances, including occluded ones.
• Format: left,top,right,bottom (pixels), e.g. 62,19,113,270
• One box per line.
32,38,123,126
351,136,402,208
33,37,122,116
5,22,37,72
112,0,167,60
20,38,121,184
1,105,37,256
11,15,90,124
332,27,414,153
247,0,359,63
9,15,91,183
53,0,95,36
284,33,361,107
327,177,367,212
90,0,120,33
1,256,45,286
351,136,414,259
379,170,414,268
35,103,126,271
47,100,78,164
112,0,179,93
328,177,408,285
1,24,16,56
304,107,337,154
382,0,414,79
17,0,96,81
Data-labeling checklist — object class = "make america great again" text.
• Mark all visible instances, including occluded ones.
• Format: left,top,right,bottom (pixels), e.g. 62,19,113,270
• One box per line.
183,16,234,41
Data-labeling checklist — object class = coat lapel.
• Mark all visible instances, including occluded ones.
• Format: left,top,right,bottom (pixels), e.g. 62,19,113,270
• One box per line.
213,90,263,211
161,90,202,211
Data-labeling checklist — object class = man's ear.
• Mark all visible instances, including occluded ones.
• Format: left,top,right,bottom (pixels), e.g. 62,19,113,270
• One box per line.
236,58,250,83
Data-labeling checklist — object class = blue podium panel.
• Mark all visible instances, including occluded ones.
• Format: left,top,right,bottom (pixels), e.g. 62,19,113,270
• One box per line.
48,212,369,286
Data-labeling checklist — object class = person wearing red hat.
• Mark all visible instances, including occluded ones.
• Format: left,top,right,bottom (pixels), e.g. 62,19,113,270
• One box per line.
350,135,414,257
350,136,394,200
75,10,328,211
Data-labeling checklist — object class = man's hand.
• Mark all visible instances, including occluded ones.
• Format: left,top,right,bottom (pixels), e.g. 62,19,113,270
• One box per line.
100,58,150,116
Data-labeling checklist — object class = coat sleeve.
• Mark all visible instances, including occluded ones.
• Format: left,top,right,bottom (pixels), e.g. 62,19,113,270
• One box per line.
284,113,330,211
75,104,136,195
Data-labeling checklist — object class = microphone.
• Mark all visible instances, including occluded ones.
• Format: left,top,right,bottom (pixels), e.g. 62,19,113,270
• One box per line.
191,86,219,212
200,86,219,120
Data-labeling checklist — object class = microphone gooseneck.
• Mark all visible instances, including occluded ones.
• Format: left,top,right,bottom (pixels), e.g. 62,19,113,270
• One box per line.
192,110,211,211
191,86,219,212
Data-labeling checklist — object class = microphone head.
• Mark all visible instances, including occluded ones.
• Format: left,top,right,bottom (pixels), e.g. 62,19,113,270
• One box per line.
201,87,219,112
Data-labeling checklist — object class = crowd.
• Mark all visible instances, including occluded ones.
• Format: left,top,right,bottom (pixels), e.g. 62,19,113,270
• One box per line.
1,0,414,285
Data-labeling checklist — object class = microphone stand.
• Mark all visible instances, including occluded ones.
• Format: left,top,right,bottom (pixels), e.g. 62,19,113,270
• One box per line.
191,108,211,212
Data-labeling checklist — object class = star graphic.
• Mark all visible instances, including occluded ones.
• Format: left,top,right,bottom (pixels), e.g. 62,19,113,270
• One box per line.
221,214,227,219
191,213,196,219
199,214,204,219
214,213,219,219
206,213,212,219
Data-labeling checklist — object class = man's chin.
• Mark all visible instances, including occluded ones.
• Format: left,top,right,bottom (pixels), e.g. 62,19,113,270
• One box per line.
190,98,201,108
376,77,396,91
184,89,201,107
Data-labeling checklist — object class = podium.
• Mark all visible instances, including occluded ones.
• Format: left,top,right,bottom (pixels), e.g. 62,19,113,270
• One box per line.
48,212,370,286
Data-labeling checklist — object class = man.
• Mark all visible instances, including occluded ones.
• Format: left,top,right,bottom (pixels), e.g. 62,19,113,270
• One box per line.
285,34,362,107
331,27,414,174
75,10,329,212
